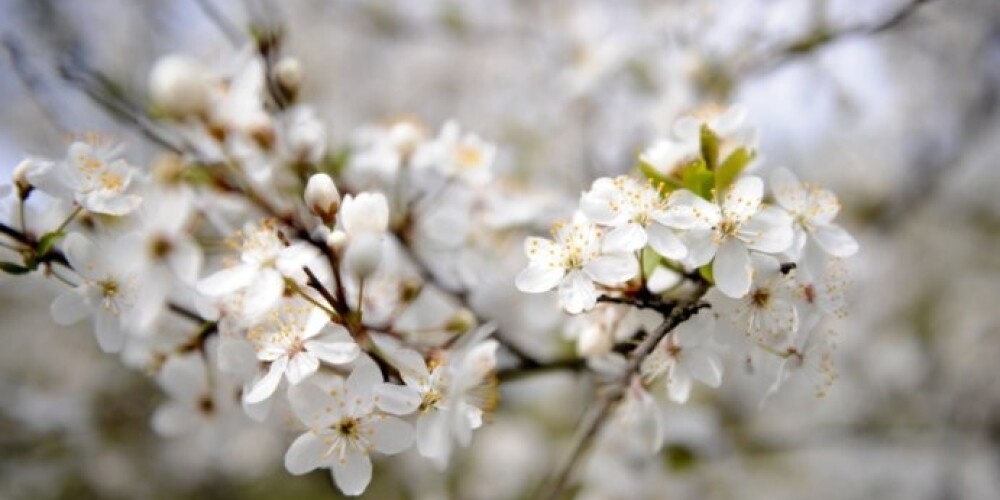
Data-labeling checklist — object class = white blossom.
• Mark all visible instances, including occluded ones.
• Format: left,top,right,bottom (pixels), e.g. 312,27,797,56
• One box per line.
516,214,639,314
26,141,142,216
413,120,496,186
284,360,414,496
243,300,360,404
640,310,723,404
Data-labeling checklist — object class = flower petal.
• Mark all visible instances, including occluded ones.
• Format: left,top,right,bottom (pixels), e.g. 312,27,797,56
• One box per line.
713,239,752,298
331,451,372,497
515,263,565,293
770,167,807,214
812,224,858,257
371,415,415,454
286,353,320,385
196,263,256,296
559,270,598,314
602,222,647,253
287,381,340,428
646,223,687,260
243,356,287,404
583,253,638,286
740,206,793,253
284,432,328,475
50,289,90,326
721,176,763,223
374,383,422,415
305,338,360,365
243,270,285,317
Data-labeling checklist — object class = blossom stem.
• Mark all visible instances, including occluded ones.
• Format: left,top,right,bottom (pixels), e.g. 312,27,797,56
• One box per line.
540,283,710,499
53,205,83,234
302,266,342,318
292,280,339,319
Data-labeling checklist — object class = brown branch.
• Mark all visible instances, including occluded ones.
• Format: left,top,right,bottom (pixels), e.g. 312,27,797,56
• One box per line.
539,283,711,499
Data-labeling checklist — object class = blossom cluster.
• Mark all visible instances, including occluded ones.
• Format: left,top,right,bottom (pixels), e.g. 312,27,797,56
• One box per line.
0,38,857,497
516,104,858,412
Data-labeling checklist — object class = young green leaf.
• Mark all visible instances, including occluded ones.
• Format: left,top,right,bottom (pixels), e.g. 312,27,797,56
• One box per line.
715,147,752,194
700,124,719,170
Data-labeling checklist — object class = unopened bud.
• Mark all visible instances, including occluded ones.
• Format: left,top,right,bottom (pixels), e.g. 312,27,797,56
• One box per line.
326,230,348,251
445,308,476,334
343,233,383,279
248,117,276,151
273,57,303,101
12,159,34,199
399,279,423,303
149,54,214,119
304,173,340,223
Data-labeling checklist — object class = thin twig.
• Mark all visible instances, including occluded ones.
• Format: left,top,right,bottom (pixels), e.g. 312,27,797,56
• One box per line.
540,284,711,499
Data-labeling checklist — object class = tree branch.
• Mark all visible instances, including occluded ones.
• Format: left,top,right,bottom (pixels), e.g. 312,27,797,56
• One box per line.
540,283,711,499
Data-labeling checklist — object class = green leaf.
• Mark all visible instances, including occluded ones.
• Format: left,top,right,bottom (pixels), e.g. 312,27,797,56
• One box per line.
715,147,752,195
638,159,682,192
680,159,714,200
0,262,32,275
641,247,662,279
700,125,719,170
37,231,66,257
698,264,714,284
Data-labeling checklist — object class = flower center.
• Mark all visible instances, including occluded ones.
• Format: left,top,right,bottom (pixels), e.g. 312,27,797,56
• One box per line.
750,288,771,308
454,144,483,169
336,417,360,438
419,389,443,412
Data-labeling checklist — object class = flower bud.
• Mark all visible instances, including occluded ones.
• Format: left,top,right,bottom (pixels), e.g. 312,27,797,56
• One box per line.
304,173,340,223
149,55,214,119
12,159,34,199
274,57,303,100
326,230,348,251
445,308,476,334
343,233,382,279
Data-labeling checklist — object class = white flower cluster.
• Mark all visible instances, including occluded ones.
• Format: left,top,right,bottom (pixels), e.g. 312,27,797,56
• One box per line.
0,39,858,496
517,105,858,411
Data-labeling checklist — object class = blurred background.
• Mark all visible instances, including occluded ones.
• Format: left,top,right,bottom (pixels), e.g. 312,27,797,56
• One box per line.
2,0,1000,498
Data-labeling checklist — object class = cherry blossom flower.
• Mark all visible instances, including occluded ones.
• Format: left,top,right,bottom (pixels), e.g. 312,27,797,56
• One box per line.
373,325,500,468
579,175,692,259
50,232,135,352
770,167,859,276
243,300,360,404
26,141,142,216
640,310,724,404
515,214,639,314
674,176,794,298
284,360,414,496
709,255,800,346
197,219,318,320
412,120,496,186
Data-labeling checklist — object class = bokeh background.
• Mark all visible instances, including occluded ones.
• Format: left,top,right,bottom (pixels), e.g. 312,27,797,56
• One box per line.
2,0,1000,498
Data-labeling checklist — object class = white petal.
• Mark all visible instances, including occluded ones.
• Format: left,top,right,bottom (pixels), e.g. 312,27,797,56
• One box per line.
243,270,285,317
284,432,328,475
770,167,807,213
346,358,383,408
243,357,287,404
808,187,842,225
276,242,320,274
93,309,125,353
647,266,682,293
558,270,598,314
686,353,723,388
646,223,687,260
61,232,95,275
331,451,372,497
583,253,638,286
660,190,719,230
302,307,332,339
50,289,90,326
168,239,202,284
713,239,752,298
371,416,415,454
196,264,256,296
681,230,718,268
287,381,340,429
374,383,422,415
812,224,858,257
286,353,320,385
667,369,693,404
602,222,647,253
721,176,763,222
514,263,565,293
416,411,452,467
305,338,360,365
740,206,794,253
